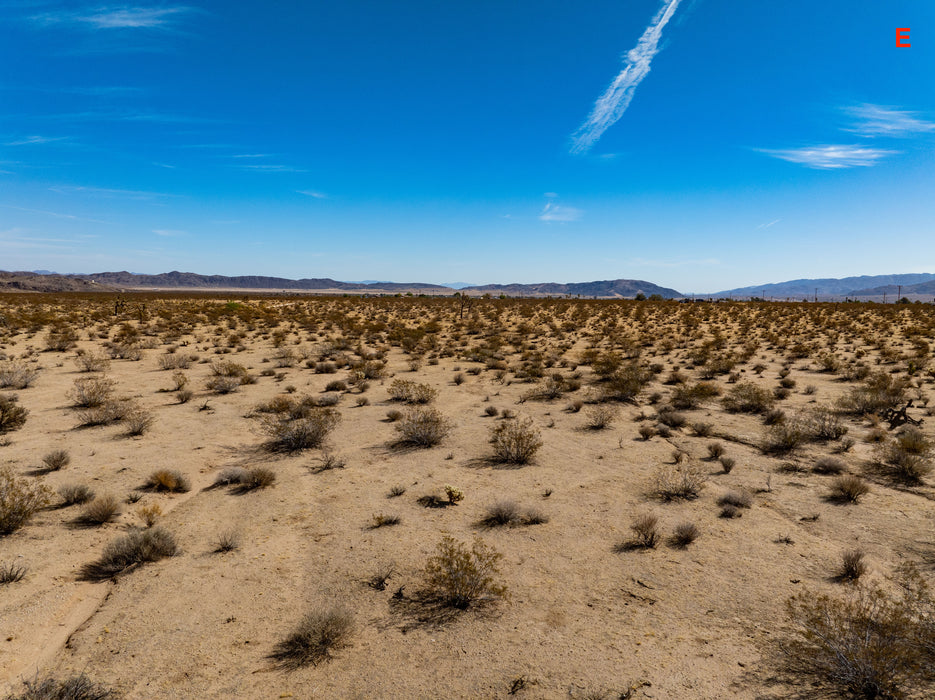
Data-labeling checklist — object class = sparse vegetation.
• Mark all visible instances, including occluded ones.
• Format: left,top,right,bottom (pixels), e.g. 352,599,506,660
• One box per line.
490,416,542,464
0,466,51,535
269,605,354,669
421,535,507,609
79,526,178,580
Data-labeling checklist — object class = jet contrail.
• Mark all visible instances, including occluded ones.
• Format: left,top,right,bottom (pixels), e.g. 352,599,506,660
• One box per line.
570,0,682,154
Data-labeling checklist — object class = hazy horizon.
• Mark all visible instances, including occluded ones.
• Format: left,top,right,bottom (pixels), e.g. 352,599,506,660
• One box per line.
2,1,933,292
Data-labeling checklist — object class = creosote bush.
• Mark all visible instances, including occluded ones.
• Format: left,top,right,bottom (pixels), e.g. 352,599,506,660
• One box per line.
828,475,870,504
5,673,117,700
58,483,94,506
68,376,115,408
0,466,51,535
722,382,775,414
651,463,706,501
261,407,340,451
669,522,699,548
0,361,39,389
421,535,507,609
144,469,191,493
79,526,178,580
394,407,451,447
0,394,28,434
269,605,354,669
490,416,542,464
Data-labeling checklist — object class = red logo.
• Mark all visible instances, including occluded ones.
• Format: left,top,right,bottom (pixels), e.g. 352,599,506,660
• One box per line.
896,28,911,47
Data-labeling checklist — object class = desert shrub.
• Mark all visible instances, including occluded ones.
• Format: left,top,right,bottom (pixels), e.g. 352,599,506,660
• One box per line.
484,405,499,417
177,388,193,404
717,490,752,509
837,372,909,415
723,382,775,414
481,500,521,527
158,353,192,371
261,408,340,451
5,673,116,700
651,463,706,501
206,375,242,394
314,361,337,374
369,513,401,528
638,424,656,440
387,484,406,498
136,503,162,528
0,394,28,433
585,404,618,430
58,483,94,506
75,351,111,373
44,325,78,351
656,406,687,429
872,427,933,484
627,513,659,549
720,503,742,518
214,528,241,553
763,408,786,426
670,382,721,409
669,522,699,548
0,361,39,389
0,466,51,535
68,376,115,408
144,469,191,493
421,535,507,609
692,421,713,437
269,605,354,669
77,494,121,525
763,417,809,455
324,379,347,392
805,407,849,441
706,443,725,460
490,416,542,464
78,526,178,580
835,549,867,583
814,456,846,475
828,475,870,504
387,379,437,404
41,449,70,471
0,561,27,584
75,399,131,427
781,574,935,699
238,467,276,491
719,456,736,473
394,407,451,447
600,363,650,402
124,408,154,436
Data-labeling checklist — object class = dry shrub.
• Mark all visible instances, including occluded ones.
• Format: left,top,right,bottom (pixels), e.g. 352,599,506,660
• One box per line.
828,475,870,504
490,416,542,464
5,673,116,700
651,463,706,501
237,467,276,491
481,500,521,527
213,528,241,553
0,394,28,434
261,408,340,451
763,417,810,455
837,372,909,415
144,469,191,493
670,381,721,409
0,561,27,584
68,376,115,408
805,407,849,441
369,513,401,529
75,399,131,427
638,424,656,440
124,408,154,436
387,379,437,404
136,503,163,528
269,605,354,669
669,522,699,548
58,483,94,506
421,535,507,609
0,466,51,535
872,427,933,484
600,363,650,402
656,406,687,429
0,361,39,389
77,494,121,525
836,549,867,583
41,449,70,471
44,325,78,352
75,351,110,373
781,569,935,698
78,526,178,580
717,490,752,509
206,375,242,394
706,442,725,460
719,456,736,473
627,513,659,549
585,404,618,430
394,407,451,447
723,382,775,414
814,456,847,475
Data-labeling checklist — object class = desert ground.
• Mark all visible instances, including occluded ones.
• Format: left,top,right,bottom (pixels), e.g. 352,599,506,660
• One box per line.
0,293,933,699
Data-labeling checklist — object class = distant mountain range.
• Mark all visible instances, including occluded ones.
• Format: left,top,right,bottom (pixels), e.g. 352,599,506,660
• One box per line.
711,273,935,299
2,269,934,300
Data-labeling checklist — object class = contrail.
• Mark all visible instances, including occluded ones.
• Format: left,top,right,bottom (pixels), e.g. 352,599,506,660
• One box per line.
570,0,682,154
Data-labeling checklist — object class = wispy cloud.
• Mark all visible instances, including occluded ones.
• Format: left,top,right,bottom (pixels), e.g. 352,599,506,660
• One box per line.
30,6,194,30
0,203,108,224
539,202,582,223
570,0,683,154
844,104,935,137
152,229,185,237
4,135,68,146
756,219,781,229
237,164,307,173
297,190,328,199
759,145,896,169
49,185,174,199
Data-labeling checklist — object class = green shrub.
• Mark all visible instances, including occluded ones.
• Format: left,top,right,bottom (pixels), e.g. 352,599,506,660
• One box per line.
0,466,51,535
421,536,507,609
723,382,775,414
837,372,909,415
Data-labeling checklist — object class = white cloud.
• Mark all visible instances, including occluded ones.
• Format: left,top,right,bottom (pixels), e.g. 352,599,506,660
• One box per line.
237,164,307,173
298,190,329,199
4,135,68,146
152,229,186,237
756,219,781,229
31,6,194,30
540,202,582,223
759,145,896,169
844,104,935,137
570,0,683,154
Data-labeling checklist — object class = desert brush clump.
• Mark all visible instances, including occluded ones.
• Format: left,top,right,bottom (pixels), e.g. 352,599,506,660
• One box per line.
0,466,51,535
0,394,28,434
393,407,451,447
58,483,95,506
269,605,355,670
722,382,775,414
872,426,933,484
143,469,191,493
651,463,706,501
78,526,178,580
67,376,115,408
76,494,121,525
490,416,542,464
40,449,70,472
5,673,117,700
0,361,39,389
827,475,871,504
387,378,437,404
837,372,909,416
421,535,507,609
260,407,340,451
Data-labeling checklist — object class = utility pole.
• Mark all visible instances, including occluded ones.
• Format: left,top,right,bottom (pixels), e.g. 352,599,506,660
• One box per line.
814,287,818,303
898,285,902,301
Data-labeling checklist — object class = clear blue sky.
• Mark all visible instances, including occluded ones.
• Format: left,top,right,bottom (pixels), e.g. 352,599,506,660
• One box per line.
1,1,933,293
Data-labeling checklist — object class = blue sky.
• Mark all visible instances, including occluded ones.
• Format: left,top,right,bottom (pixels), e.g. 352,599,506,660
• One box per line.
1,0,933,293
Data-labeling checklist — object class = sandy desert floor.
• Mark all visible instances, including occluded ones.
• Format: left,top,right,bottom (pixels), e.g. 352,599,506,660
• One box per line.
0,294,933,699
